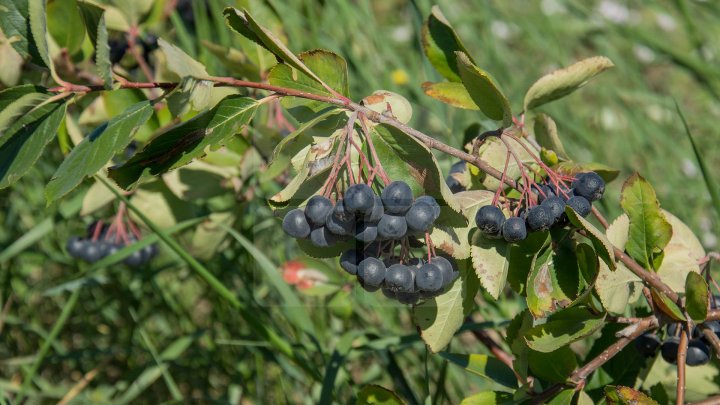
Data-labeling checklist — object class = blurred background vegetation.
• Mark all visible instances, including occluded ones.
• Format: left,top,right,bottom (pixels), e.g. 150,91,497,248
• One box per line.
1,0,719,403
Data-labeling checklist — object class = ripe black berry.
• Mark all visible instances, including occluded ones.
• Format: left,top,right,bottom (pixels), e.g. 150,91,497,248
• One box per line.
381,288,397,300
396,291,420,304
66,237,86,257
381,181,413,214
526,205,554,232
572,172,605,201
661,337,680,364
377,214,408,239
305,196,334,226
450,161,466,174
310,226,338,247
81,243,103,263
445,175,465,193
566,196,591,217
385,264,414,293
541,196,565,223
431,256,458,287
502,217,527,243
124,249,145,266
326,200,355,236
634,333,661,358
406,202,435,233
686,339,711,366
282,209,311,239
416,263,443,292
475,205,505,238
365,195,385,222
357,257,386,287
415,195,441,220
340,249,362,275
355,221,378,243
345,184,375,216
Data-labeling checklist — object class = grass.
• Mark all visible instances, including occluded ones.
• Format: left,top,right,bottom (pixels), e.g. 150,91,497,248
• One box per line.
1,0,719,403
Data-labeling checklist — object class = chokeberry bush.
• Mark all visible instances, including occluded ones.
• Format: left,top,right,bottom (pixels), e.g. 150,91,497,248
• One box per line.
1,1,720,404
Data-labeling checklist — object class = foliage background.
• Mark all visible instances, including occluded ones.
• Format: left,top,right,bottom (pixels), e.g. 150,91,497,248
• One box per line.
0,0,718,403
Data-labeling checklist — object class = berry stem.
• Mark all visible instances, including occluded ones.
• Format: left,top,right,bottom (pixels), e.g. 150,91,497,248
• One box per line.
359,115,391,185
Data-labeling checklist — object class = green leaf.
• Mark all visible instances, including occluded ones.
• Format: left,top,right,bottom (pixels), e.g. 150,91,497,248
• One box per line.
357,385,405,405
433,191,493,260
77,1,112,89
370,124,463,218
604,385,658,405
506,231,551,295
526,247,570,318
620,173,672,270
456,52,512,126
362,90,413,125
413,260,478,352
422,81,479,110
554,161,620,183
223,7,330,89
460,392,514,405
565,206,616,270
0,101,67,188
109,96,258,189
28,0,54,71
524,307,606,352
46,0,85,55
46,101,154,201
421,5,474,82
527,346,577,383
685,272,709,323
0,87,49,140
523,56,614,111
651,289,686,321
547,390,575,405
158,37,209,79
166,77,213,116
439,353,517,390
0,0,33,59
473,133,537,192
470,230,509,300
533,113,568,160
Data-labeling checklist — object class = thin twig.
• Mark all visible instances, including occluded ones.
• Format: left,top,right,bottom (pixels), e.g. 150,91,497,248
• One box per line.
677,328,688,405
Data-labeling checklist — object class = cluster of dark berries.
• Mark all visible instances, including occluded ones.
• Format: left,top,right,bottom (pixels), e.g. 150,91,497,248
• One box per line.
342,252,458,304
282,181,441,247
475,172,605,243
66,222,158,267
635,320,720,366
282,180,459,303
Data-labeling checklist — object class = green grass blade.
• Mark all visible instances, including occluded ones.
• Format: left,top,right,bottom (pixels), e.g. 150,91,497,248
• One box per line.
0,217,53,262
16,289,81,403
676,101,720,219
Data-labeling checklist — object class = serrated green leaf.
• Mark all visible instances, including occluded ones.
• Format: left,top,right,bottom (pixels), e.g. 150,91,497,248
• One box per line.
357,385,405,405
526,246,571,318
460,391,514,405
413,260,478,352
620,173,672,270
433,190,493,260
547,390,575,405
77,1,112,88
470,230,509,300
524,307,606,352
0,0,33,59
565,206,616,270
268,49,349,122
439,353,517,390
202,40,261,81
0,89,48,140
456,52,512,126
507,231,551,295
421,6,474,82
28,0,55,75
533,113,568,160
524,56,614,111
109,96,258,189
685,272,709,322
527,346,577,383
422,81,478,110
223,7,329,88
166,77,213,116
0,101,67,188
47,0,85,55
46,101,153,200
158,37,209,79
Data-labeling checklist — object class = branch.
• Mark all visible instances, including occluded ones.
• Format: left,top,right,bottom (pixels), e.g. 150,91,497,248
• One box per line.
46,76,681,306
677,328,688,405
469,327,526,385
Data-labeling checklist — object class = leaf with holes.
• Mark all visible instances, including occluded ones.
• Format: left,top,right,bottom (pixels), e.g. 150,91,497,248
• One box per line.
0,101,67,188
109,96,258,189
422,81,478,110
620,173,672,270
456,52,512,126
413,260,478,352
524,56,614,111
46,101,153,200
